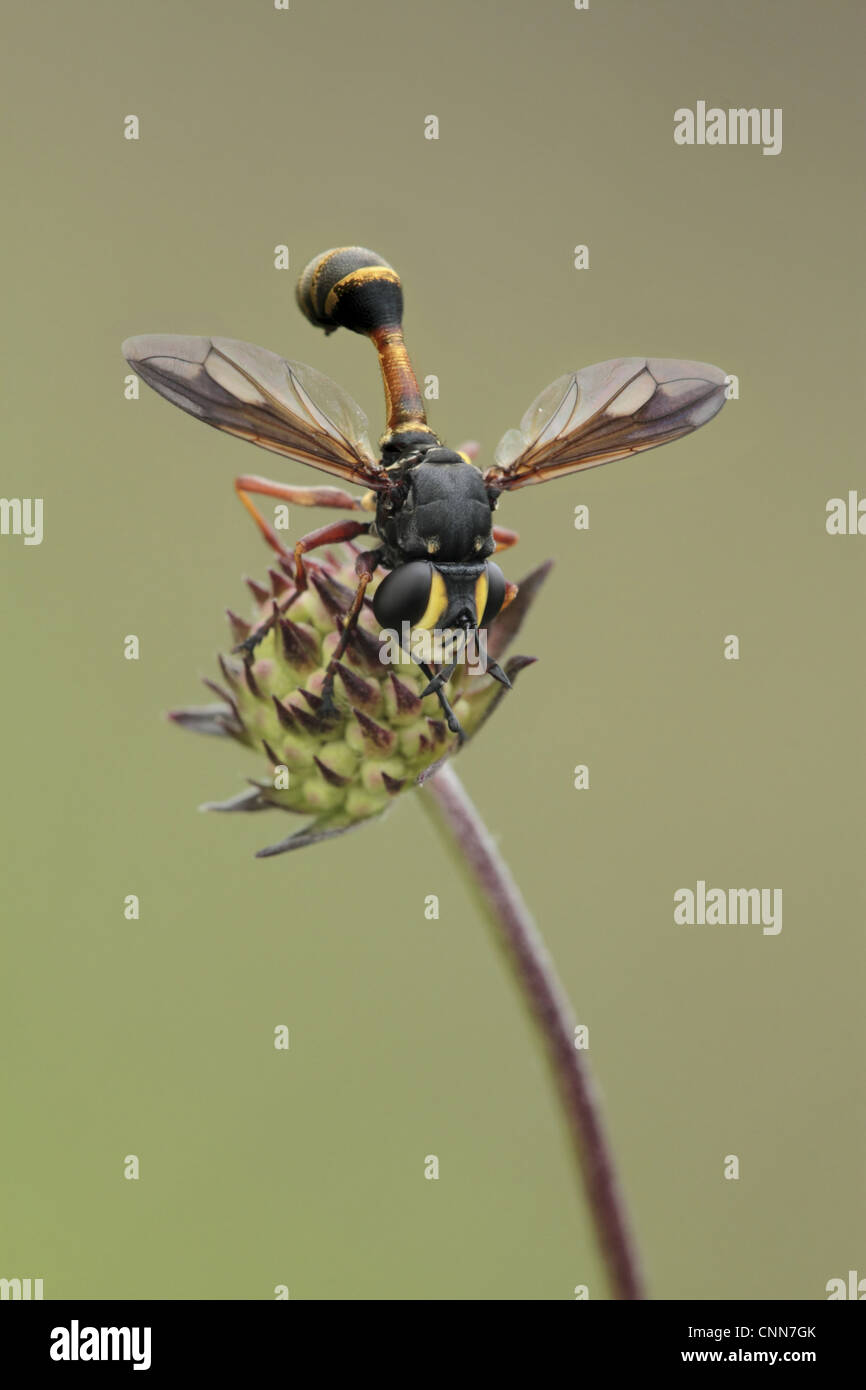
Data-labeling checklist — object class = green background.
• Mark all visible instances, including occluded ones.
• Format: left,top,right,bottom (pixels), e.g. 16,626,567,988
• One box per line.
2,0,862,1299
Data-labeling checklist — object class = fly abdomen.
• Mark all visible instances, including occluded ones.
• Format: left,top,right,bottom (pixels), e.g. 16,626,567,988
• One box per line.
297,246,430,442
296,247,403,337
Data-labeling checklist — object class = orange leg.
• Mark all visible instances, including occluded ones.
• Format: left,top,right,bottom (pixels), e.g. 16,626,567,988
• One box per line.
234,475,372,558
234,516,373,665
492,525,519,553
319,549,381,718
500,580,519,614
455,440,481,463
293,519,373,591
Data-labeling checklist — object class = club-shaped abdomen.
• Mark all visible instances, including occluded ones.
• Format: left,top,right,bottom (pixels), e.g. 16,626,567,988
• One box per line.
296,246,404,336
297,245,429,437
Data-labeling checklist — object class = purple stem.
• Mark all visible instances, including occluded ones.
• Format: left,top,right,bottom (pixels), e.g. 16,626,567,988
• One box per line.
423,762,646,1300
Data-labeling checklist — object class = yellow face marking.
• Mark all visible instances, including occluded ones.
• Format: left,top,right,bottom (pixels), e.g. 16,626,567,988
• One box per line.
415,568,448,630
426,536,440,554
474,569,489,623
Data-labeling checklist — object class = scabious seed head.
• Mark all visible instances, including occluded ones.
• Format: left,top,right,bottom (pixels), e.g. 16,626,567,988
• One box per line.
171,544,551,856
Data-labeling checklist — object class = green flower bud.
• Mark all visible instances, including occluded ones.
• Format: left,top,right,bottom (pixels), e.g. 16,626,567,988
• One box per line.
171,546,551,856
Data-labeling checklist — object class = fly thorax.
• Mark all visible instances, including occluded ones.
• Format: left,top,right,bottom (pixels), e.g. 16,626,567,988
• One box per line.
397,456,494,562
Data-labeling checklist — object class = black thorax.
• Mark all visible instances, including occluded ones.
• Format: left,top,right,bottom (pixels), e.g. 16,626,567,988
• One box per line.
374,445,495,570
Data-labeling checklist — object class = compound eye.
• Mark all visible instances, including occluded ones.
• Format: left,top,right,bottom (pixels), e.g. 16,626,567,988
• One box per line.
373,561,440,630
478,561,507,626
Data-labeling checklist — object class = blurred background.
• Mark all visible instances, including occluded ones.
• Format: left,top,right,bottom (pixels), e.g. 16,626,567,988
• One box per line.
1,0,862,1299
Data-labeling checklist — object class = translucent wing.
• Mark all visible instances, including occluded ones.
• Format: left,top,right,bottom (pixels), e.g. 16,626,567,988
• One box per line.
485,358,727,491
123,335,383,487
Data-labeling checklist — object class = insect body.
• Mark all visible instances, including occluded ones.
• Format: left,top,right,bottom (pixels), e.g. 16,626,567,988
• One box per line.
123,246,727,735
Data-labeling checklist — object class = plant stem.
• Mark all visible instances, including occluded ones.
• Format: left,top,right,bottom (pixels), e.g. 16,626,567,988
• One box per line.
422,762,646,1301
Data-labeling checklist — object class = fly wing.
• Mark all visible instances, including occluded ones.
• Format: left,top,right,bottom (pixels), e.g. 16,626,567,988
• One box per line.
123,334,383,487
484,358,727,491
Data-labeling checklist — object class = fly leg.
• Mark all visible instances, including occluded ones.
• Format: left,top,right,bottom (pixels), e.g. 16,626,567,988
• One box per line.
417,661,466,744
234,507,371,664
234,474,373,560
318,547,383,721
492,525,519,553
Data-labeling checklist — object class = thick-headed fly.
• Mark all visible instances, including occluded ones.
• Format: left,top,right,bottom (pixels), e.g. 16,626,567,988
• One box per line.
123,246,727,736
